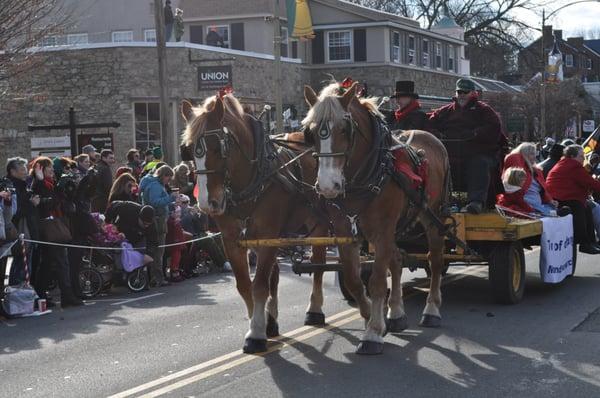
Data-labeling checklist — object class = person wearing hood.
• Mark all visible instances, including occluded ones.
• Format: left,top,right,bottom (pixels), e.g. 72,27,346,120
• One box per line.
428,78,508,214
385,81,428,131
537,143,564,178
496,143,561,217
139,164,177,286
547,145,600,254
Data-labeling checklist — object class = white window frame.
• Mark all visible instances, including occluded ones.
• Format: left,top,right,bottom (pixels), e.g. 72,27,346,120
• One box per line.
144,29,156,42
391,31,401,63
448,45,455,72
408,35,416,65
565,54,574,67
206,25,230,48
67,33,88,45
41,36,58,47
326,30,353,63
112,30,133,43
587,58,593,70
280,26,289,57
133,102,162,150
435,42,442,69
422,39,429,67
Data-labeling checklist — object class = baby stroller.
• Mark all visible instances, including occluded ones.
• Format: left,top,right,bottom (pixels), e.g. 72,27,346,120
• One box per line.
78,244,149,298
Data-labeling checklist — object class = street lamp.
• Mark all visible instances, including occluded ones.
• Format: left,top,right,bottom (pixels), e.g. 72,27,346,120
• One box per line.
540,0,600,137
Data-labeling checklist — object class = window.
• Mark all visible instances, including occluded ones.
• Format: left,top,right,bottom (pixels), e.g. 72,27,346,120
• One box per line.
392,31,401,63
422,39,429,67
41,36,58,47
327,30,352,62
134,102,161,150
565,54,574,67
112,31,133,43
587,58,593,70
67,33,88,45
448,45,455,72
408,35,415,64
144,29,156,42
280,26,289,57
206,25,229,48
435,42,442,69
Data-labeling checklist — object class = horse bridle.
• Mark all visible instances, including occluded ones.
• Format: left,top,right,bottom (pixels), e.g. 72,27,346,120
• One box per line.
310,113,362,165
193,127,232,175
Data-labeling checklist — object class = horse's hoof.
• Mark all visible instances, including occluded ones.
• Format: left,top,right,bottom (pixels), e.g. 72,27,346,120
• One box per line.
304,312,325,326
419,314,442,328
243,338,268,354
386,315,409,333
356,340,384,355
266,314,279,337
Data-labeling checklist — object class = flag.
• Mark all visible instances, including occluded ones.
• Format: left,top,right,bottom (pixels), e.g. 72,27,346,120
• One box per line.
583,127,600,155
285,0,315,39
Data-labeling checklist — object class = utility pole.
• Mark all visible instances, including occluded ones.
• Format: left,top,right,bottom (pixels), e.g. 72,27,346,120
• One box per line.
272,0,283,135
153,0,173,163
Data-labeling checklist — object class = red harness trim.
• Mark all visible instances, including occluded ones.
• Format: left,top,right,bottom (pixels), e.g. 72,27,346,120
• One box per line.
392,148,432,198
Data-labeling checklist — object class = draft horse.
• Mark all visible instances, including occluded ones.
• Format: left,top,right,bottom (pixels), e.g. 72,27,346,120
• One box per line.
181,94,371,354
303,82,450,355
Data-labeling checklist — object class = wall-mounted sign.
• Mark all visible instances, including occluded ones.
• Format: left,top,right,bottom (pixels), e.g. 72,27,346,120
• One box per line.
583,120,595,133
78,133,114,153
198,65,232,91
30,136,71,158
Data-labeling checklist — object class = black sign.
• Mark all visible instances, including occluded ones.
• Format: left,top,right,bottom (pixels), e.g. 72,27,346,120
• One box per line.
77,133,114,153
198,65,233,91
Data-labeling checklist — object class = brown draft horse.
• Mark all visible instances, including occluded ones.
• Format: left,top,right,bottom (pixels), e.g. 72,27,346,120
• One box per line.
181,94,371,354
303,82,450,355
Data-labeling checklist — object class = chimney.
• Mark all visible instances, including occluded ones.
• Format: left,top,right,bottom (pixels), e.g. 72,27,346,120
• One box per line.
567,37,584,48
543,25,552,42
553,29,563,42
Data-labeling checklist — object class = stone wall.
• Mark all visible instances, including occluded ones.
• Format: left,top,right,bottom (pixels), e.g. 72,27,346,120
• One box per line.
0,45,308,166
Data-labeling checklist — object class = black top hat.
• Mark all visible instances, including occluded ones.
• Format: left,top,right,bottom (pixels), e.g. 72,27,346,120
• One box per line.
393,81,419,99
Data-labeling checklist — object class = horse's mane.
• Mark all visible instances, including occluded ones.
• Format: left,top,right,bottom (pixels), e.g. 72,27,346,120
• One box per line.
302,82,382,128
182,94,246,146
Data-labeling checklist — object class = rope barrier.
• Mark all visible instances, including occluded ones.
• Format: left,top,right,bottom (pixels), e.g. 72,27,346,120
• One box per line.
20,232,222,251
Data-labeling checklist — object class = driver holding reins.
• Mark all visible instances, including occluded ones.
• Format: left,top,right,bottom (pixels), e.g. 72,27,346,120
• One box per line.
428,78,507,214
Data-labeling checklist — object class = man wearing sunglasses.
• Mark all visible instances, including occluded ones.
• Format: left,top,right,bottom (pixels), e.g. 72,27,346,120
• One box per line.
428,78,507,214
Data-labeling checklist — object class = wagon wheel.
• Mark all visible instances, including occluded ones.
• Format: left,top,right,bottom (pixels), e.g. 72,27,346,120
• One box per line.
488,241,526,304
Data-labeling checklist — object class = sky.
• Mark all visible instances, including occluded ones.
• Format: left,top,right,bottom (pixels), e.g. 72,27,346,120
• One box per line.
515,2,600,40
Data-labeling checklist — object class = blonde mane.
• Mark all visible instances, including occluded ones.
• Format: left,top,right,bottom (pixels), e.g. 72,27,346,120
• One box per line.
302,82,382,128
182,94,246,146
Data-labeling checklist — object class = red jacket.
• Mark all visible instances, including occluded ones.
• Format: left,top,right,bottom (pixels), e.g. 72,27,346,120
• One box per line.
546,157,600,204
496,153,553,213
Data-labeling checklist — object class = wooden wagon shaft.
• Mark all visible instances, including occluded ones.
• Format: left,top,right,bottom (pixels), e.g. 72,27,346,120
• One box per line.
238,237,357,248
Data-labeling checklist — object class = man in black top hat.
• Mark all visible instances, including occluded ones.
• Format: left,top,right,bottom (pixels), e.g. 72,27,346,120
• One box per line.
385,81,428,131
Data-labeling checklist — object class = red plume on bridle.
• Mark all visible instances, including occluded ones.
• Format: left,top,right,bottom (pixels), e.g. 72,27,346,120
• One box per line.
217,85,234,98
338,77,354,94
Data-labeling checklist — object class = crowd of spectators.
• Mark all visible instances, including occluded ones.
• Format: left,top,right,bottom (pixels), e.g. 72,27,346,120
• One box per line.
0,145,231,310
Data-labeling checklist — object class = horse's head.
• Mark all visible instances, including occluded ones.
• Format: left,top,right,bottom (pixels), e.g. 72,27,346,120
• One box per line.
302,82,377,199
181,94,249,216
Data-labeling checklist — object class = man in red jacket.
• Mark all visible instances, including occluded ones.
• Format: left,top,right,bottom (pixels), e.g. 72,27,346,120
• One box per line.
546,145,600,254
428,78,507,214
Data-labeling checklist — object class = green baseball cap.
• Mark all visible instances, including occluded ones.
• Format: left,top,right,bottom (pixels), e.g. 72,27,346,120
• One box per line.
455,78,477,92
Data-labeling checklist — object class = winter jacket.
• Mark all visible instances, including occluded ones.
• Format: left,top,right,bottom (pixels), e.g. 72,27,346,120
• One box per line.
139,175,174,217
385,104,428,131
8,176,39,239
546,157,600,204
428,97,506,159
91,160,112,213
496,153,553,213
105,201,157,247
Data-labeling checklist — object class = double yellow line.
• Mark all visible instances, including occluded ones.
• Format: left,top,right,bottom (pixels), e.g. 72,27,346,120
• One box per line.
109,266,487,398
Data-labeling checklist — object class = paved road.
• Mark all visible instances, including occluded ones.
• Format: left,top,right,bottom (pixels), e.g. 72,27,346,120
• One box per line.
2,248,600,398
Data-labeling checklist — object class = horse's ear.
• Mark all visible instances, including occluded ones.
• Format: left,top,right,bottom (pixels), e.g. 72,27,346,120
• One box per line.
210,97,225,123
181,100,194,122
339,82,358,110
304,85,318,107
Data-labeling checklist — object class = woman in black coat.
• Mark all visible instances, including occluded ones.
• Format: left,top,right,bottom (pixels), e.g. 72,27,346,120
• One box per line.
30,157,82,307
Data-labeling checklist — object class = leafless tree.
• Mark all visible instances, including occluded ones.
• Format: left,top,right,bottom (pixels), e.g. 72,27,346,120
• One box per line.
0,0,71,88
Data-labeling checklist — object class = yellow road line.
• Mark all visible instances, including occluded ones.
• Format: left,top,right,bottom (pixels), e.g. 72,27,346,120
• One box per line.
111,266,487,398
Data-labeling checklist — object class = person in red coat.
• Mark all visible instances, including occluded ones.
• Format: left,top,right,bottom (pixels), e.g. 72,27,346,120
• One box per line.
546,145,600,254
497,143,559,216
428,78,508,214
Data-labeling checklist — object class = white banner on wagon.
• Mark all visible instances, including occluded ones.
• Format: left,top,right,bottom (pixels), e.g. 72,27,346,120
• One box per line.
539,215,574,283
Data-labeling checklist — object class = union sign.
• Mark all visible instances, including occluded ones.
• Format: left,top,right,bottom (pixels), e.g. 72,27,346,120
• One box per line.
198,65,233,91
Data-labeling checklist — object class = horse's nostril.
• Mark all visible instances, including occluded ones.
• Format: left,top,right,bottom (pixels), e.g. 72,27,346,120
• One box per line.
333,182,342,191
208,199,219,209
